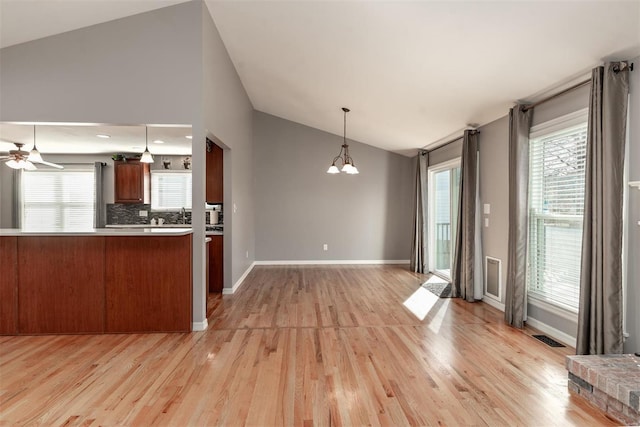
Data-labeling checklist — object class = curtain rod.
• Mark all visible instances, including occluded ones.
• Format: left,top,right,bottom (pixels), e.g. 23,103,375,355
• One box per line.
522,62,634,112
522,79,591,112
421,130,480,155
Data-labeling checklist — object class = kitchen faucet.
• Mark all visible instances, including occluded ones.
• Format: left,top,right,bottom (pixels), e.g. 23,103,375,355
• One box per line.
181,207,187,224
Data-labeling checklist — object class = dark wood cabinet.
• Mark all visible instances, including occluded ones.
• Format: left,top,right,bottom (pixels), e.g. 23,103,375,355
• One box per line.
0,237,18,334
114,160,150,204
206,140,223,203
209,235,223,293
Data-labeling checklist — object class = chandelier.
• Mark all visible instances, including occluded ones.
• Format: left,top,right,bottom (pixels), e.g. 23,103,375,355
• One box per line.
327,107,359,174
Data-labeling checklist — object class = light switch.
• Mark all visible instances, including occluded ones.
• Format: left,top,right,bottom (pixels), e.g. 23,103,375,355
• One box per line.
483,204,491,215
484,217,489,228
139,210,148,217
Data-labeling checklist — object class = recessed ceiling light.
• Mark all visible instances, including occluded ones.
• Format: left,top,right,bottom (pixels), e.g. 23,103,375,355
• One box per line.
152,140,165,144
96,134,111,139
185,135,192,139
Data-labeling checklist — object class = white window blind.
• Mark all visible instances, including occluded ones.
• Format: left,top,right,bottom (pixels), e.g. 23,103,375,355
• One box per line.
151,171,192,210
527,121,588,313
21,165,96,230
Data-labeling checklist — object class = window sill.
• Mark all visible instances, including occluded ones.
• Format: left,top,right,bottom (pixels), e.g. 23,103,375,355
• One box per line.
528,295,578,322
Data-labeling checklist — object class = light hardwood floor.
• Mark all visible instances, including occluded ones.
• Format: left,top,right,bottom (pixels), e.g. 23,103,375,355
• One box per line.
1,265,614,426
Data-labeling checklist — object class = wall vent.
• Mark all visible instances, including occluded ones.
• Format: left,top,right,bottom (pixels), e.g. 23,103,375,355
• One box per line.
485,256,501,301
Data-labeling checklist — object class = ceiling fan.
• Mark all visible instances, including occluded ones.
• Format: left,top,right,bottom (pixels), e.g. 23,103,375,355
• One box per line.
0,126,63,170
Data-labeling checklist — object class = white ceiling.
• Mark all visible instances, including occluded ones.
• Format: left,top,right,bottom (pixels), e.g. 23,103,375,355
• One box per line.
207,0,640,155
1,1,639,156
0,124,192,155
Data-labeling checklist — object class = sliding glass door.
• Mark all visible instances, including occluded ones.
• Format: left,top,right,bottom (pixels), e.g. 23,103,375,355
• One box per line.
429,160,461,279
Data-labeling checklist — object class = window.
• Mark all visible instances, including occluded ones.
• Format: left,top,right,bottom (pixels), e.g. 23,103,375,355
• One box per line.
21,165,96,230
151,170,192,210
527,111,588,313
428,159,461,279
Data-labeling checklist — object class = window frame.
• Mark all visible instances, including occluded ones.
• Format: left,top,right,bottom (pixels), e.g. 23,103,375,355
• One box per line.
20,164,96,231
526,108,589,317
150,169,192,211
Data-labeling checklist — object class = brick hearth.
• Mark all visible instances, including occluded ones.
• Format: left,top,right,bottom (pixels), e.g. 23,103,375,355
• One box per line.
566,354,640,425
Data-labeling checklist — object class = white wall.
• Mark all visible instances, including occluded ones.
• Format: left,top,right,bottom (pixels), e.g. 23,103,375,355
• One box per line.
253,112,413,261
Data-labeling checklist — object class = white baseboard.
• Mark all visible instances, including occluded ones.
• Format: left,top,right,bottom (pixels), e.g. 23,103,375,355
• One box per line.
253,260,410,265
525,317,577,348
192,318,208,332
482,296,505,312
222,261,255,295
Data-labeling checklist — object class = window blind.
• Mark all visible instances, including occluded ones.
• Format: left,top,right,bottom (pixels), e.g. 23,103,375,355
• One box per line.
151,171,192,210
527,123,588,312
21,166,96,230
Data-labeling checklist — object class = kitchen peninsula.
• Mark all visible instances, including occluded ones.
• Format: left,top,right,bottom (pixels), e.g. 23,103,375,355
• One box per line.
0,227,192,335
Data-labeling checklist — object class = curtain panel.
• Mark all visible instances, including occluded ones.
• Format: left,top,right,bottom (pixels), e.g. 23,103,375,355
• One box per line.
452,130,481,301
410,152,429,273
577,62,630,355
504,105,533,328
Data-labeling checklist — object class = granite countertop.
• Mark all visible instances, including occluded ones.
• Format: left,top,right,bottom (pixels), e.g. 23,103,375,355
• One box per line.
0,228,193,237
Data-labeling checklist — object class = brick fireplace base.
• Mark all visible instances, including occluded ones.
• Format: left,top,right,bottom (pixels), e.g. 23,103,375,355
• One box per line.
566,354,640,425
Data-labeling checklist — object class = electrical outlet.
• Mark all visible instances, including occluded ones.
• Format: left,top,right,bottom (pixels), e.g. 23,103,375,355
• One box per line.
483,204,490,215
323,244,328,251
484,217,489,228
139,210,148,217
245,250,249,258
233,203,238,213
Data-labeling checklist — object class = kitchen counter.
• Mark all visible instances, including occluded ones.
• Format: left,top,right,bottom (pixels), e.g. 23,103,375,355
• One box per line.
0,227,192,236
0,231,192,335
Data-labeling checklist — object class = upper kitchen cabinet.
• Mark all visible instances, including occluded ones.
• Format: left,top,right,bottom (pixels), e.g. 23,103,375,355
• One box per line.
206,139,223,203
114,159,150,204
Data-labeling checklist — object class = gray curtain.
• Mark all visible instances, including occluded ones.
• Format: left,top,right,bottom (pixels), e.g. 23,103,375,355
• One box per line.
577,62,630,355
94,162,106,228
12,170,22,228
452,130,480,301
410,152,429,273
504,104,533,328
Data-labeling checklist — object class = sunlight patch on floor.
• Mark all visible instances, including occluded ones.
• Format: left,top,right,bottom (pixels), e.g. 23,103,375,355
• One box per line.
403,287,439,321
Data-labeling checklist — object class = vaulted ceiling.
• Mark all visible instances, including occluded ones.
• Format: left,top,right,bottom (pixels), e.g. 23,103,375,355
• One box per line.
1,1,639,155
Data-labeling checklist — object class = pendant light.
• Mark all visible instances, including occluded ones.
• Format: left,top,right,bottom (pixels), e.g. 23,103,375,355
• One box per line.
140,126,154,163
27,126,44,163
327,107,359,175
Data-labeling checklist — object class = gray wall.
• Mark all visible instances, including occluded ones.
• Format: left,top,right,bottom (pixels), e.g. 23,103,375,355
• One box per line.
203,3,255,290
624,55,640,353
253,111,413,261
478,115,509,298
429,139,463,166
0,2,211,325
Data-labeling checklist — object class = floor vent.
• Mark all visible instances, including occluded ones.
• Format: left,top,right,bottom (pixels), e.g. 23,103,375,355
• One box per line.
532,334,565,348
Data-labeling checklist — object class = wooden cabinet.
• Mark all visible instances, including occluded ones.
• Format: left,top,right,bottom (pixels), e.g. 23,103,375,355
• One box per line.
209,235,223,293
114,160,150,204
18,236,105,334
105,235,192,333
0,237,18,334
206,140,223,203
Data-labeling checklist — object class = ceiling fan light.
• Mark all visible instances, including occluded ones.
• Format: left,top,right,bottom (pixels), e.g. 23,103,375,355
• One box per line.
5,159,20,169
28,148,43,163
24,160,37,170
140,149,154,163
327,164,340,174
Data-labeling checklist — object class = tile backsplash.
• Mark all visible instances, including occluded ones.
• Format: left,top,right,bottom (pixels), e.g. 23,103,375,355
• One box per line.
106,204,192,225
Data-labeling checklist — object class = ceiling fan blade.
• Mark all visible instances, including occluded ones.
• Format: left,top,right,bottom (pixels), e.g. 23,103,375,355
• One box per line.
34,160,64,169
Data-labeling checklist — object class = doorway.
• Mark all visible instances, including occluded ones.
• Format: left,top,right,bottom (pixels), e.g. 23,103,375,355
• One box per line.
428,159,461,280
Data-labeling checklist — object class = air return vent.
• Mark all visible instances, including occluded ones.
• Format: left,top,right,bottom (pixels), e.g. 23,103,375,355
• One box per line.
484,256,501,300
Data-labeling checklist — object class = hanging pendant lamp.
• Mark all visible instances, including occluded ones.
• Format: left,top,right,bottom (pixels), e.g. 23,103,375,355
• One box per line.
327,107,359,175
140,126,154,163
